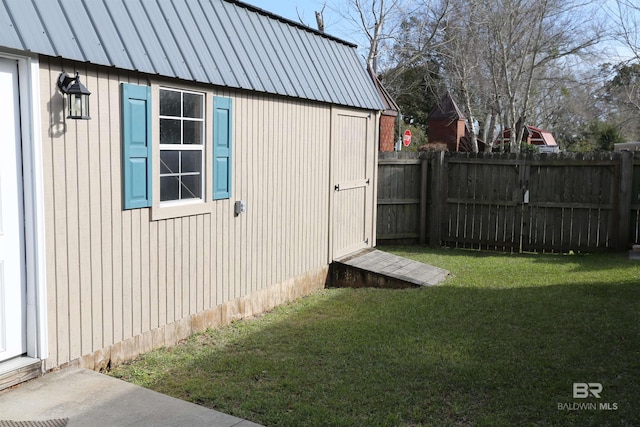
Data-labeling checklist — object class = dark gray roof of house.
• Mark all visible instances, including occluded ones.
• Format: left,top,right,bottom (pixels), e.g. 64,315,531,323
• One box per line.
428,91,465,121
0,0,384,110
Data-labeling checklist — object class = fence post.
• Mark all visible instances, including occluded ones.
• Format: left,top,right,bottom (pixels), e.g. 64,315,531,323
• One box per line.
429,151,445,247
419,157,428,244
618,150,633,251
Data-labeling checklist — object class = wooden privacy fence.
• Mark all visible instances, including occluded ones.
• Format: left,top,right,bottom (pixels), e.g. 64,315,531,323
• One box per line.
376,153,426,243
377,151,640,252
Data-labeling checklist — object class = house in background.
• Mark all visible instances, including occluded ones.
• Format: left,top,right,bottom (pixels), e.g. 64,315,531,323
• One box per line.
497,124,560,153
0,0,384,389
427,92,476,152
428,92,561,153
367,67,400,152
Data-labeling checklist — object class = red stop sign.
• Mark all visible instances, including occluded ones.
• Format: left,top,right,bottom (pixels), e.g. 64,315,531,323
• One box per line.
403,129,412,147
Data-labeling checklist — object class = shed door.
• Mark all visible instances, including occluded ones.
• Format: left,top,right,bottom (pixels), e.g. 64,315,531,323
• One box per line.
0,58,27,362
331,108,376,260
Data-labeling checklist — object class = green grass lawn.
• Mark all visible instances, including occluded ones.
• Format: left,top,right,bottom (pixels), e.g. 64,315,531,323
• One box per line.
108,247,640,426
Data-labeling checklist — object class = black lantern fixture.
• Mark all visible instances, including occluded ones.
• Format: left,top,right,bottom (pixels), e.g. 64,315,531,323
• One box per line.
57,71,91,120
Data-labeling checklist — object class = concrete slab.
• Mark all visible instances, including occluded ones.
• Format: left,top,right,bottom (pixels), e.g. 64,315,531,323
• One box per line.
0,367,262,427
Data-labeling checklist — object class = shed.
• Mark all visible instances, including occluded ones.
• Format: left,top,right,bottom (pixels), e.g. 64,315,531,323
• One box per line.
614,141,640,152
0,0,384,388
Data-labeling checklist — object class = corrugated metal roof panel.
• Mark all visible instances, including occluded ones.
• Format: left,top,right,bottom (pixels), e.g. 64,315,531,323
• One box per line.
199,0,250,88
103,1,155,74
338,48,366,105
125,0,185,78
159,0,210,82
60,0,111,66
4,0,53,55
318,37,354,106
255,14,298,98
245,9,289,96
344,49,378,108
0,3,24,51
0,0,384,110
287,25,327,102
172,0,223,84
216,1,263,91
308,35,340,103
144,0,194,79
84,0,134,69
186,1,237,86
28,0,83,60
264,18,305,99
226,3,273,93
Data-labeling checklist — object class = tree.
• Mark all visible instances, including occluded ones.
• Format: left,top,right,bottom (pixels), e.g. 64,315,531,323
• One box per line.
435,0,488,152
610,0,640,62
537,67,604,149
380,4,449,131
382,61,444,131
482,0,603,152
565,120,625,152
332,0,606,153
592,122,625,150
328,0,408,73
384,0,603,153
600,62,640,140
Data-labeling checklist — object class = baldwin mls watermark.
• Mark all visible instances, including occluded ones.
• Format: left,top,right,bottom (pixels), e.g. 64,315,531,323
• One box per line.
557,383,618,411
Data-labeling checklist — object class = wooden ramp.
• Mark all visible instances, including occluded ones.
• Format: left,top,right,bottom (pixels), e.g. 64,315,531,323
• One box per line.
329,249,449,289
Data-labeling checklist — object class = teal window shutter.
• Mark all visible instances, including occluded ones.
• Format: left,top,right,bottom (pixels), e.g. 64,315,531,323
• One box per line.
122,83,152,209
213,96,232,200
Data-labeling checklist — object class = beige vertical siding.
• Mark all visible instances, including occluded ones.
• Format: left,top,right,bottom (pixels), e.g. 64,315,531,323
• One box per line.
40,58,346,369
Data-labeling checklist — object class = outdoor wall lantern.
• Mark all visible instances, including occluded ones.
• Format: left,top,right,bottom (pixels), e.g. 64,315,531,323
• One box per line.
57,71,91,120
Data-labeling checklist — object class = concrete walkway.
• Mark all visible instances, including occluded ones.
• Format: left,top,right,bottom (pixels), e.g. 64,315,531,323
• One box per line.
0,367,262,427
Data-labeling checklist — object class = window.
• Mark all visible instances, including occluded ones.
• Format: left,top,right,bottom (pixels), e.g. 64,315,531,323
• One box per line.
159,88,205,203
121,83,233,214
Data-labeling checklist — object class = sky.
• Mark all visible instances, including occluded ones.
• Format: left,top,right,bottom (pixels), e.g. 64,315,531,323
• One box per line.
242,0,640,65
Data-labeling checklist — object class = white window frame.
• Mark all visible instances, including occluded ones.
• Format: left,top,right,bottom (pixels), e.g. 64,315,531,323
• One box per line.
151,83,214,221
158,87,205,206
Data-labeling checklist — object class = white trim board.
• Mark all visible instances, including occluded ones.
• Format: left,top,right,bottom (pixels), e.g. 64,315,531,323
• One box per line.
0,49,48,364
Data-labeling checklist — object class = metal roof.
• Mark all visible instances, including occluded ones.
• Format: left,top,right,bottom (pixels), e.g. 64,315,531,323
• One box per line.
0,0,384,111
367,66,399,116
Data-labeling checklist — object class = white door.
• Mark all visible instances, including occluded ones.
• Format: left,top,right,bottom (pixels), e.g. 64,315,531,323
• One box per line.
0,57,27,362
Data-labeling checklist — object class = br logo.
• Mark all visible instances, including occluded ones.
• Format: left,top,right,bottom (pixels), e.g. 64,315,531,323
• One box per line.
573,383,603,399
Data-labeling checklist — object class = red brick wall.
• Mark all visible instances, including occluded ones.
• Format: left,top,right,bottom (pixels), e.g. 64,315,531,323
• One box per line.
379,115,396,151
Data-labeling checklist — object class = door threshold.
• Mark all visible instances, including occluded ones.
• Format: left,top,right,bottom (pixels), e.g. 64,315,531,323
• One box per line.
0,356,42,391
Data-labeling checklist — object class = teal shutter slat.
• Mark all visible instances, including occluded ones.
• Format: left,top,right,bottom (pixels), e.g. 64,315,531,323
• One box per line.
122,83,152,209
213,96,232,200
